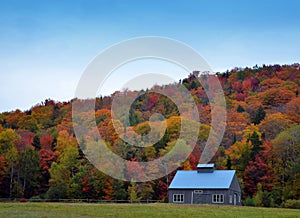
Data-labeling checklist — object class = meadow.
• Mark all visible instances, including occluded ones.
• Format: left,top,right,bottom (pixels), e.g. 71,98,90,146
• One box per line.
0,203,299,218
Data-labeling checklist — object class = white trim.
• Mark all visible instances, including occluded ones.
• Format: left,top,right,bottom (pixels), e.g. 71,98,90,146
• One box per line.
194,190,203,194
173,194,184,203
212,194,224,203
234,193,237,205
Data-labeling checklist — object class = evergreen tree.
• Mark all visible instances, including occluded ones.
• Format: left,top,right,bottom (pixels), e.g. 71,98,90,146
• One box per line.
226,156,232,170
127,180,141,203
237,105,245,113
248,131,263,160
112,180,127,200
19,147,40,198
253,106,266,124
129,108,140,126
32,134,41,150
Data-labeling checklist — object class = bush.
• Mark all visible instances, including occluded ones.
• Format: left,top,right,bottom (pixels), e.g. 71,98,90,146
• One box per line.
28,196,42,202
283,199,300,209
163,196,169,203
46,186,67,200
20,198,27,203
254,183,263,207
270,187,282,207
261,191,272,207
243,197,255,206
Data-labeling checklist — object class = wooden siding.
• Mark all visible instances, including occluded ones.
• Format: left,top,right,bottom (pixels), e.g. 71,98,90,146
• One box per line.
169,174,242,205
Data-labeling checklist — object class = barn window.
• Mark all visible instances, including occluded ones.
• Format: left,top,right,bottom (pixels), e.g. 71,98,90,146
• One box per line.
212,194,224,203
229,195,232,203
173,194,184,203
194,190,203,194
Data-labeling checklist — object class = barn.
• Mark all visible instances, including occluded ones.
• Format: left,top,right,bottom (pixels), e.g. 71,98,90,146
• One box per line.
168,164,242,205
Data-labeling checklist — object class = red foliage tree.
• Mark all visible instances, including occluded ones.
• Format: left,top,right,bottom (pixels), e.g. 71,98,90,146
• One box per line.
39,149,57,175
40,133,54,150
16,129,35,151
6,110,26,129
232,81,242,93
156,180,168,200
126,158,145,182
102,178,114,200
236,93,248,101
243,155,275,196
242,79,253,93
285,97,300,123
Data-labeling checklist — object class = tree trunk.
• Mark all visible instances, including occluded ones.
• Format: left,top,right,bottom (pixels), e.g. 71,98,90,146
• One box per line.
22,177,26,196
9,160,14,198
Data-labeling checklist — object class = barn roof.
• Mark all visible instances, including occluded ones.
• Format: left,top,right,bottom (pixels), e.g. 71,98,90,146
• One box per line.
168,170,236,189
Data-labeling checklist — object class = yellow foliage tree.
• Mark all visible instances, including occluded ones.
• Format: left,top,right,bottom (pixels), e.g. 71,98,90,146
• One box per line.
55,130,78,160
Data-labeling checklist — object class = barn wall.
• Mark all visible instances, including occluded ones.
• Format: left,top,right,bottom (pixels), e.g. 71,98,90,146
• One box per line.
230,174,241,192
229,174,242,205
169,189,240,205
168,189,192,204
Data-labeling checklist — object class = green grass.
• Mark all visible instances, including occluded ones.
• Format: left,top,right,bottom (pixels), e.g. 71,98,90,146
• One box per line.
0,202,299,218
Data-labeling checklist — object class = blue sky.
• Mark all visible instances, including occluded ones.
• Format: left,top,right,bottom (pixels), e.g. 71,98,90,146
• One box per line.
1,0,300,112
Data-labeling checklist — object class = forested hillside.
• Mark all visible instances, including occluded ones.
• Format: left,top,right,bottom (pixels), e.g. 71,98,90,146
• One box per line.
0,64,299,207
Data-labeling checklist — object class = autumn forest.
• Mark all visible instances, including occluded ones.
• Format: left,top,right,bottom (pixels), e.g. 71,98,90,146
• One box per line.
0,64,300,208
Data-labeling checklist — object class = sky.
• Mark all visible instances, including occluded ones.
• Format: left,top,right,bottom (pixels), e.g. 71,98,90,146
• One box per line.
0,0,300,112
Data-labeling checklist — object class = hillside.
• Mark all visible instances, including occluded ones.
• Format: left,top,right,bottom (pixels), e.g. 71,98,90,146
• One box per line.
0,63,299,207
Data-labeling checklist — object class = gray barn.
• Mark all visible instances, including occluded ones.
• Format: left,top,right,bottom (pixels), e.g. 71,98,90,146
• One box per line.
168,164,242,205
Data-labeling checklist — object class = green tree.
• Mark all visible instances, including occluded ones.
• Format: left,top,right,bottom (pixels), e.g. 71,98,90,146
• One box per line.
0,129,20,155
254,183,263,207
112,180,127,200
0,129,20,198
6,145,18,198
273,125,300,200
47,147,80,199
253,106,266,125
226,156,232,170
69,165,90,199
127,180,141,203
17,116,39,132
140,182,154,200
32,134,41,150
237,105,245,113
248,131,263,160
19,147,40,198
129,108,140,126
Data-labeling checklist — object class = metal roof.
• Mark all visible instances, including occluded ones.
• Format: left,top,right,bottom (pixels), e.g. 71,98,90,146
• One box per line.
197,163,215,168
168,170,236,189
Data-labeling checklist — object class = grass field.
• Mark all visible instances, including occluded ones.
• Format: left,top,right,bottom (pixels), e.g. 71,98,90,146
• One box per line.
0,202,299,218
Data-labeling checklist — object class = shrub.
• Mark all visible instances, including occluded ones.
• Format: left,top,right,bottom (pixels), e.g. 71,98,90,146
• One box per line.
28,196,42,202
243,197,255,206
254,183,263,207
45,186,67,200
283,199,300,209
20,198,27,203
163,196,169,203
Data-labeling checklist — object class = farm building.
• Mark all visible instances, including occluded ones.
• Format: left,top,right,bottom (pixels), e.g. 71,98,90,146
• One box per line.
168,164,242,205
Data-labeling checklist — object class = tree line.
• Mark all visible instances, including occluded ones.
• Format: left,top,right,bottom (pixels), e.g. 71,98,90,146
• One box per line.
0,63,299,207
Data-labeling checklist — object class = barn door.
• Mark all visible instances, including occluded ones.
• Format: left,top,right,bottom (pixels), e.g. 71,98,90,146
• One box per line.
233,193,237,205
